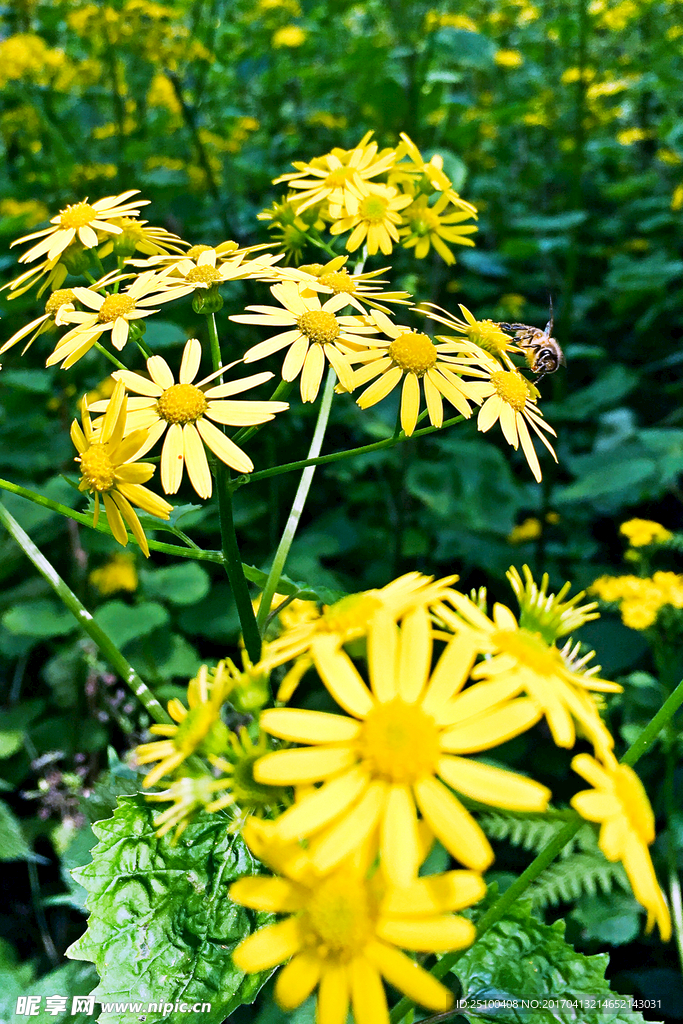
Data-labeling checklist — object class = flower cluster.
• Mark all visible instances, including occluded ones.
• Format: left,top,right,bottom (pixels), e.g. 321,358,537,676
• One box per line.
264,131,478,264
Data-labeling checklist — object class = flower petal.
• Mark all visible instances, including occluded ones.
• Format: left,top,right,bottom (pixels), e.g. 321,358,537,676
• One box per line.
196,417,253,474
414,776,493,871
183,423,212,499
437,756,551,811
398,606,431,703
231,918,302,973
274,766,369,841
260,708,362,744
254,745,357,786
312,637,375,719
309,780,387,873
229,876,300,913
180,338,202,384
275,953,321,1011
377,914,476,953
365,941,452,1012
350,957,388,1024
381,785,421,887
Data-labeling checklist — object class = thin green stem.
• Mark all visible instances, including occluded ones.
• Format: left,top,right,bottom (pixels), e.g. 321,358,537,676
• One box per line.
206,313,262,662
93,340,127,371
239,415,465,488
390,676,683,1023
0,476,222,563
0,499,170,725
256,369,336,632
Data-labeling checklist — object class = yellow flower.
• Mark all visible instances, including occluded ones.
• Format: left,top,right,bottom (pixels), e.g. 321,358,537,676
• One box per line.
435,590,621,755
619,518,672,547
391,134,478,215
96,217,187,259
457,351,558,482
590,572,683,631
571,752,671,941
46,271,174,368
507,564,600,643
135,663,232,788
285,255,413,314
672,183,683,211
398,193,478,265
0,198,49,227
256,606,550,882
71,380,172,558
617,127,651,146
230,280,379,401
140,247,284,303
350,309,483,436
0,288,76,356
89,552,138,595
272,25,307,47
494,49,524,68
92,338,289,499
11,190,148,265
508,517,542,543
274,132,396,217
230,819,485,1024
419,302,517,364
146,71,182,113
329,183,413,256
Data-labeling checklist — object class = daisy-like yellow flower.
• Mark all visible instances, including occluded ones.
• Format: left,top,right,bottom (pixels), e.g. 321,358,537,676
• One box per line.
230,280,379,402
350,309,484,436
96,216,188,259
435,589,621,756
391,133,478,215
571,752,671,941
2,252,70,300
274,131,397,217
419,302,517,365
11,189,148,264
46,271,173,368
399,193,478,265
506,563,600,643
0,288,75,356
135,663,232,788
255,606,550,883
128,239,272,273
71,380,172,558
91,338,289,499
285,255,412,314
619,518,672,547
230,818,486,1024
89,551,138,595
141,247,285,303
329,183,413,256
456,350,558,482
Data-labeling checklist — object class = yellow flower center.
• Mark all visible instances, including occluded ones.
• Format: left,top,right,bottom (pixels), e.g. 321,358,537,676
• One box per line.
411,207,441,235
297,309,340,345
359,193,390,223
45,288,75,314
186,244,213,258
115,217,145,242
173,704,228,757
157,383,208,424
79,444,115,492
324,167,354,189
490,369,528,411
359,698,440,784
301,872,375,961
185,264,221,285
492,627,564,677
98,293,136,322
319,593,383,637
59,201,96,229
388,332,438,376
318,270,357,295
469,321,509,355
614,764,655,844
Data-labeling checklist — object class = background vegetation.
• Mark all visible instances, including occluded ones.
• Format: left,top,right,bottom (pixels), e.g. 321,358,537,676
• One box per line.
0,0,682,1021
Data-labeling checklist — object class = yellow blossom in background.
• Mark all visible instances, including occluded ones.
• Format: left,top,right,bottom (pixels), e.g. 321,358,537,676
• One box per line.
571,752,671,940
146,71,182,114
230,818,485,1024
425,11,478,32
349,309,484,436
89,552,138,595
0,33,70,89
272,25,307,47
508,517,542,544
590,572,683,631
230,280,380,401
436,589,620,755
71,380,171,558
671,184,683,211
256,605,550,883
85,376,117,406
494,49,524,68
91,338,289,498
617,127,652,146
657,148,683,165
619,519,672,547
0,198,49,227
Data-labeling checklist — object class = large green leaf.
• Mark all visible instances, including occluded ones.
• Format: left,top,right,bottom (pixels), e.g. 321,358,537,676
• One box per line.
453,899,655,1024
140,562,211,605
2,598,78,639
92,601,169,649
67,795,270,1024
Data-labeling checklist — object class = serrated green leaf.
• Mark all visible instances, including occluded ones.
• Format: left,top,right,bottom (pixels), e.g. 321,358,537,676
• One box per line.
453,899,655,1024
92,600,169,649
2,599,78,639
67,795,271,1024
140,562,210,605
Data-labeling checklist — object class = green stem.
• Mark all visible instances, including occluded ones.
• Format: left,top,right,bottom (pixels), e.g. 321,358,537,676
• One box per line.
256,369,336,632
93,340,127,371
239,415,465,488
206,313,262,662
389,676,683,1023
0,476,223,563
0,499,170,725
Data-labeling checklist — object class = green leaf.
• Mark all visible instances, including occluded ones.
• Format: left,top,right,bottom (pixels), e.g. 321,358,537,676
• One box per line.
67,795,271,1024
1,368,55,394
2,598,78,639
92,601,169,649
434,27,496,67
0,730,22,759
571,893,642,946
0,800,33,861
140,562,211,605
453,899,654,1023
5,962,99,1024
143,320,186,350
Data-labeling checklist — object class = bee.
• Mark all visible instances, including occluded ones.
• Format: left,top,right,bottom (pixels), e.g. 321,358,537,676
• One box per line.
497,301,565,382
